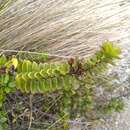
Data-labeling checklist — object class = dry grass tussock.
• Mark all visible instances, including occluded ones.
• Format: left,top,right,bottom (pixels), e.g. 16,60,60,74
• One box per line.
0,0,130,58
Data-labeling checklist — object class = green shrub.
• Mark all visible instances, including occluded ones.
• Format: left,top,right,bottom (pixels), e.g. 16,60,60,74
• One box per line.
0,41,124,129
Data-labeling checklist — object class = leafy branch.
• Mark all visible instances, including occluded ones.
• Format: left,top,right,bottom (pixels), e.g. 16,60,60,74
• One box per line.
0,41,124,130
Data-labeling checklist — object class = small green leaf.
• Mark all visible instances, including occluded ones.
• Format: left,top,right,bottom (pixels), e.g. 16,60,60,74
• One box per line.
11,58,18,69
32,61,39,71
39,80,46,92
0,125,3,130
3,74,9,84
0,117,7,123
0,55,7,66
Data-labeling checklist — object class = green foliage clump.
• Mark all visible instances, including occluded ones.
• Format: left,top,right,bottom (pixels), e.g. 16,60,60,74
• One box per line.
16,60,70,93
104,98,124,114
0,41,124,129
0,55,16,130
84,41,121,74
0,111,7,130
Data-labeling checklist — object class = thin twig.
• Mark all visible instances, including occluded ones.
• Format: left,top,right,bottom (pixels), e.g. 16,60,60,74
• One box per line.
0,49,74,59
46,113,67,130
28,94,33,130
45,95,62,113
